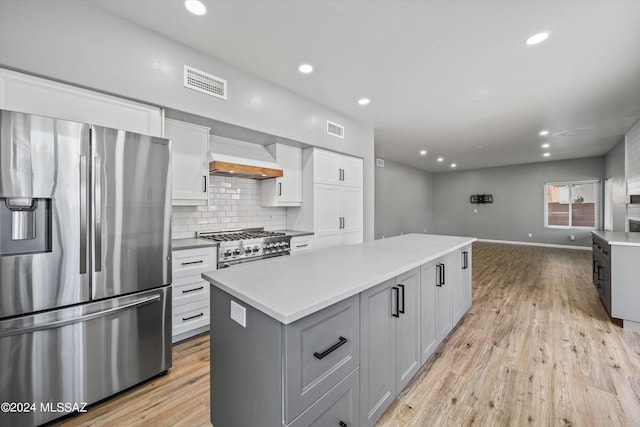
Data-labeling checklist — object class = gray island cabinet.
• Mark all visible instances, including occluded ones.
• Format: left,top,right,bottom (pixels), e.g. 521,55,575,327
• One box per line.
203,234,475,427
592,231,640,331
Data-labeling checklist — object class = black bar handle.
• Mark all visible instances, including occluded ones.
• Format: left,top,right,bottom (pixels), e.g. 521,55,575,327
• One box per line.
278,182,282,196
441,263,446,285
462,251,469,269
182,286,204,294
181,260,204,266
182,312,204,321
314,336,348,359
203,175,207,192
392,286,400,317
339,422,347,427
436,264,442,287
398,284,405,314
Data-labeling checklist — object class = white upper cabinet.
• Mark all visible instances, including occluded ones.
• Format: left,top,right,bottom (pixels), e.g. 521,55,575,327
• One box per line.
165,118,210,206
287,147,364,251
0,67,162,136
313,149,363,188
261,143,302,207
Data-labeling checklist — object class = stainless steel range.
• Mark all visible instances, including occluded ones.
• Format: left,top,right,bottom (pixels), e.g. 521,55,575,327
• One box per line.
197,228,291,268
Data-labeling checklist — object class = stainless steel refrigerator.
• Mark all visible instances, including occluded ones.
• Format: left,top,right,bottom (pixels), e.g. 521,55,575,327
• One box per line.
0,109,172,426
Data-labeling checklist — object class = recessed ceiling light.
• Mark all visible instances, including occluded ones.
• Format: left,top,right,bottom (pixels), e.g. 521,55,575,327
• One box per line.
358,98,370,106
543,153,551,157
539,130,549,136
525,32,550,46
298,64,313,74
437,157,444,162
420,150,427,156
541,143,550,148
184,0,206,15
451,163,457,168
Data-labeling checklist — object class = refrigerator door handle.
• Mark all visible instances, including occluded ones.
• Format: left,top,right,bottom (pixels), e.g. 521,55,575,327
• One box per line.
79,155,88,274
94,155,102,272
0,295,160,338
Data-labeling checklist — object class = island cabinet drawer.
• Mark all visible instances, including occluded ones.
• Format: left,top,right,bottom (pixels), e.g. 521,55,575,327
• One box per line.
172,247,216,279
286,368,360,427
283,294,360,423
172,275,209,308
173,300,209,336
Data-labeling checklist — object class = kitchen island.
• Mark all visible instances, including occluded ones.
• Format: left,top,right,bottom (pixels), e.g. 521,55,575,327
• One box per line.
203,233,475,427
591,231,640,331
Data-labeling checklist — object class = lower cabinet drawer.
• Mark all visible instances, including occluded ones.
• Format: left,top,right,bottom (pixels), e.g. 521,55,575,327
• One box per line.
284,295,359,423
173,300,209,336
286,368,360,427
173,275,209,309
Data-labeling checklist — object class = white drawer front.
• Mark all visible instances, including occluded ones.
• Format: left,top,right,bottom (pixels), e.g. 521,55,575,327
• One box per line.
172,247,216,278
173,276,210,309
173,300,209,336
290,236,314,255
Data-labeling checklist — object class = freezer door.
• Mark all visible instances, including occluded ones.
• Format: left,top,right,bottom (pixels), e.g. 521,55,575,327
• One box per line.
0,110,91,318
0,286,172,427
91,126,171,299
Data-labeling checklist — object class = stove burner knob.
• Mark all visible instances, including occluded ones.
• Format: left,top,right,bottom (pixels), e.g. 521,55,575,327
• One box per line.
224,250,232,257
245,247,252,254
282,241,289,247
252,247,260,253
232,249,241,256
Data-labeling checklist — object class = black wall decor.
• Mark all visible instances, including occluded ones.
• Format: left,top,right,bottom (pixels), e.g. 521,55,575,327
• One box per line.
470,193,493,204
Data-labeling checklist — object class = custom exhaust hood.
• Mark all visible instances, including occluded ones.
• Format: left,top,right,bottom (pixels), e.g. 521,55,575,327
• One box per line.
209,135,283,179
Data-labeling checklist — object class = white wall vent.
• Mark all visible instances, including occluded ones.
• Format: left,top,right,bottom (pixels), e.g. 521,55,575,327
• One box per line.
327,120,345,139
184,65,227,99
376,158,385,167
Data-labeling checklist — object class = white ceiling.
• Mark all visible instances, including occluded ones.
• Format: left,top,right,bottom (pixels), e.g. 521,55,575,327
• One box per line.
90,0,640,172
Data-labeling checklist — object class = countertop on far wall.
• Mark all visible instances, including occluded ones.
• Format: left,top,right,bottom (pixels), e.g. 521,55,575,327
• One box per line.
592,231,640,246
172,238,218,251
273,229,314,237
202,233,475,324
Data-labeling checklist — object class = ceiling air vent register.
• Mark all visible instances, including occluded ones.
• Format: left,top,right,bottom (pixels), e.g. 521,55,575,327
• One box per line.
184,65,227,99
327,121,345,139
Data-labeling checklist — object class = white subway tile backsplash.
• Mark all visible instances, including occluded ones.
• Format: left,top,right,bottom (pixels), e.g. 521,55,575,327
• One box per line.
171,175,287,239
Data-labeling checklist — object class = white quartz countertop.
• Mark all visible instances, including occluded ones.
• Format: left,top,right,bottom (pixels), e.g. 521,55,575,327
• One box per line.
592,231,640,246
202,233,475,324
172,238,217,250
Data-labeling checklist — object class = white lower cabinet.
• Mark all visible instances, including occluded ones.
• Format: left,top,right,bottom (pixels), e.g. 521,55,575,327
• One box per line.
290,235,315,255
171,246,216,343
360,268,421,427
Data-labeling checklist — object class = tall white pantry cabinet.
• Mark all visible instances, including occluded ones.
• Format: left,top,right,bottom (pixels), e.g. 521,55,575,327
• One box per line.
287,148,364,250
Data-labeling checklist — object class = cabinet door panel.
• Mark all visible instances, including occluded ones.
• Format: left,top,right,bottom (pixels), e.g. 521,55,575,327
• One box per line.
313,149,341,185
278,144,302,203
395,268,421,391
360,279,396,427
420,262,438,364
165,118,209,205
436,257,453,343
340,155,363,188
314,184,340,250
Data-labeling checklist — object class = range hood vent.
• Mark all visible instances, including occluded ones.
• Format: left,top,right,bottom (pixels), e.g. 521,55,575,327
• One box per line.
209,135,283,180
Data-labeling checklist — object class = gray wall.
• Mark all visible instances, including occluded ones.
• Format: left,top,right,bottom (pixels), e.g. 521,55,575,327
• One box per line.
374,160,433,239
0,0,375,241
604,139,627,231
431,157,605,247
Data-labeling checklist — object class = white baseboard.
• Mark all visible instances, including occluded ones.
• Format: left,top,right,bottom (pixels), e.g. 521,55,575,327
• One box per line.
476,238,592,251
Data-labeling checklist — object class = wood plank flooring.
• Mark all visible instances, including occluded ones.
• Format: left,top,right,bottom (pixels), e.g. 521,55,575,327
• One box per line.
54,242,640,427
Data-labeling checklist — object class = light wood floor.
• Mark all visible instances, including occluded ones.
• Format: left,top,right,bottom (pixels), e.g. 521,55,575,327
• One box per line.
55,242,640,427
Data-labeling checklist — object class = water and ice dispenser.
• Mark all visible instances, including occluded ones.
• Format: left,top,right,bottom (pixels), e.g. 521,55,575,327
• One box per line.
0,196,51,255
